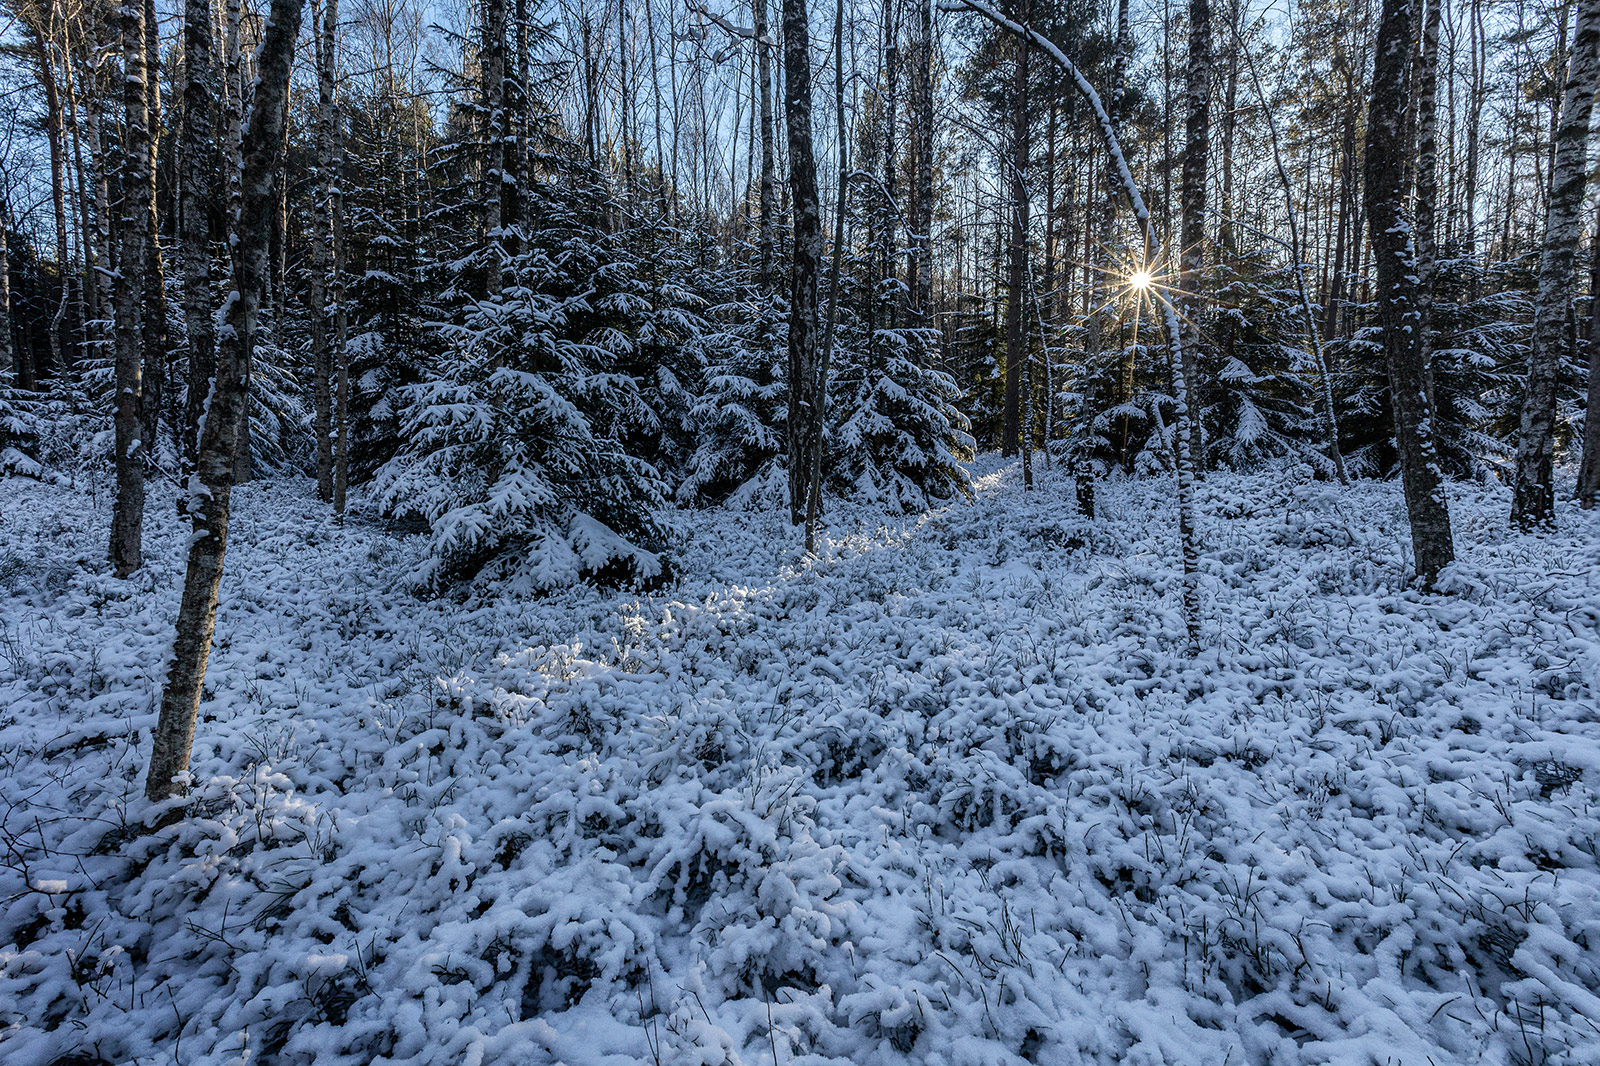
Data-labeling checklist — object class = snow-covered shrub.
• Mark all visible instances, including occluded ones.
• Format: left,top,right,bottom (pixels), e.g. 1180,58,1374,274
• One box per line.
0,379,43,478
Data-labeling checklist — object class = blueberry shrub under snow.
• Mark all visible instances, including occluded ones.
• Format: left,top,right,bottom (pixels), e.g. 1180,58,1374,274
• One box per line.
1,461,1598,1066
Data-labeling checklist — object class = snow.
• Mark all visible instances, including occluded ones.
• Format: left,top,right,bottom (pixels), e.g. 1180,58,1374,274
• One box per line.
1,460,1598,1066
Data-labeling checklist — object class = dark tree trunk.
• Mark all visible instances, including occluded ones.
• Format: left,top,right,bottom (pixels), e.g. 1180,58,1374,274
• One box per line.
147,0,305,803
111,0,152,577
755,0,776,285
1001,0,1029,458
141,0,170,453
1512,0,1599,528
1415,0,1442,421
1177,0,1211,473
1580,213,1600,508
1363,0,1455,585
781,0,823,527
910,0,934,320
0,197,12,379
311,0,336,500
180,0,217,472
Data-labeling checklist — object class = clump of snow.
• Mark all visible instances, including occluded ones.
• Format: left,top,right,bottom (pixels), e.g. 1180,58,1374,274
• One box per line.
1,460,1597,1066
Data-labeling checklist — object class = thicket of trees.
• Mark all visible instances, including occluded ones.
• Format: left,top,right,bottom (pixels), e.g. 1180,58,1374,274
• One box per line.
0,0,1596,791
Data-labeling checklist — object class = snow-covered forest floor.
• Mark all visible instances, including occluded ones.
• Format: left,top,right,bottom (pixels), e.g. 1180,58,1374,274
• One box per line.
1,461,1597,1066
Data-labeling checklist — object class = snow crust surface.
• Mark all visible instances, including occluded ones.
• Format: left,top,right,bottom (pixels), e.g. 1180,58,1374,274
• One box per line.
1,460,1597,1066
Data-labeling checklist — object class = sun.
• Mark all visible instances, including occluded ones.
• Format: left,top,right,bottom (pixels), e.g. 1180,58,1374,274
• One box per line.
1127,269,1154,291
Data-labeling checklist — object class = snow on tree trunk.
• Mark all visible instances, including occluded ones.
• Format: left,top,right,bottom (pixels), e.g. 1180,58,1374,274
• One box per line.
111,0,151,578
147,0,305,803
782,0,824,527
1511,0,1600,529
139,0,169,456
1178,0,1210,474
179,0,217,474
1362,0,1455,585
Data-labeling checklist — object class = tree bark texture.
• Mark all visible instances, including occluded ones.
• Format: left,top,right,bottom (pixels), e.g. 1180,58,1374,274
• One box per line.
1511,0,1599,528
147,0,306,802
1363,0,1456,584
781,0,824,527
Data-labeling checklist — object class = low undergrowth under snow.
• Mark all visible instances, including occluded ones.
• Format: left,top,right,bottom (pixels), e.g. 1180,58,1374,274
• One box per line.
1,460,1597,1066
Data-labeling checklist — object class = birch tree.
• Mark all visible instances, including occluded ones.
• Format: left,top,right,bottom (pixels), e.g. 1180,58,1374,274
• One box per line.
180,0,218,470
1511,0,1599,529
147,0,307,802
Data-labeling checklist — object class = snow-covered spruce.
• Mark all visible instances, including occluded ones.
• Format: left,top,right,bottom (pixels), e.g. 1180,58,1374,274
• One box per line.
2,462,1599,1066
373,208,688,590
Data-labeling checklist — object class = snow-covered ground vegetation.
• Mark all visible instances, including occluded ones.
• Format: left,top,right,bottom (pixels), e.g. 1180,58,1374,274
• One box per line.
1,461,1597,1066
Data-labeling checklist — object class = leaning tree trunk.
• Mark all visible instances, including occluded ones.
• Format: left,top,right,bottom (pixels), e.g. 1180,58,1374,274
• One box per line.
1580,209,1600,508
781,0,824,527
1363,0,1455,584
1177,0,1210,473
1511,0,1600,529
957,0,1200,647
180,0,217,472
147,0,306,803
111,0,152,578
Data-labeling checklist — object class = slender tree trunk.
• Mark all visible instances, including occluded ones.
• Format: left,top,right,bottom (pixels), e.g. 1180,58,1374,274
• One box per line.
1364,0,1455,584
1079,0,1128,511
310,0,335,500
111,0,152,577
1177,0,1210,473
0,198,12,379
910,0,934,320
141,0,169,453
36,4,71,375
1415,0,1442,420
147,0,305,804
180,0,217,472
806,0,849,552
1232,21,1348,483
483,0,507,292
330,14,350,518
782,0,823,527
1002,0,1029,459
1579,213,1600,508
755,0,776,284
1512,0,1600,528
